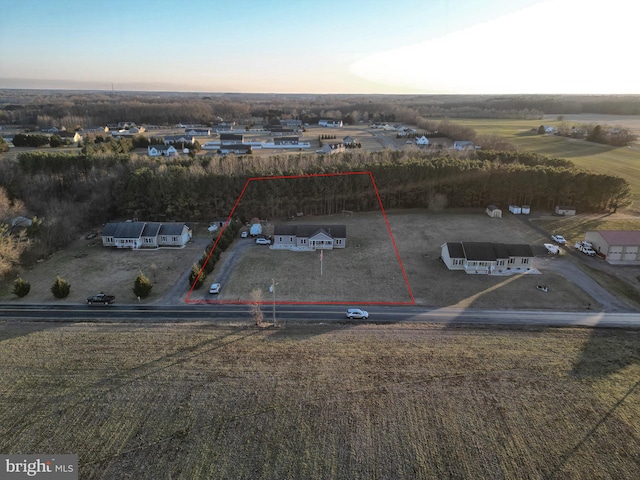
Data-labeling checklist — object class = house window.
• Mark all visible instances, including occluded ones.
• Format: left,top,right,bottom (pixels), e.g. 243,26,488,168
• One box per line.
173,236,178,241
508,258,515,264
453,259,464,266
278,236,283,242
497,260,505,266
522,258,529,264
300,238,306,244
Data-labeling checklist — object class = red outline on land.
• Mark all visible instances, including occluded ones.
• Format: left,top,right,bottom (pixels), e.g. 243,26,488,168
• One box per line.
185,171,414,305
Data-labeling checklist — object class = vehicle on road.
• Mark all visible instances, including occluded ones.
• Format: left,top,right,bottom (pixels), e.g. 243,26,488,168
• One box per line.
544,243,560,255
209,283,221,294
241,231,248,238
551,234,566,245
256,237,271,245
87,293,115,305
346,308,369,319
575,241,596,256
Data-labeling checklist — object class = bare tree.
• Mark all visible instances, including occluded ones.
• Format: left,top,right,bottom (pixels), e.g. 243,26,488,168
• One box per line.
250,288,266,327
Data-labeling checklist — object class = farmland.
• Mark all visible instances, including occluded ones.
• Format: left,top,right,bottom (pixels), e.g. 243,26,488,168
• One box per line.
1,321,639,479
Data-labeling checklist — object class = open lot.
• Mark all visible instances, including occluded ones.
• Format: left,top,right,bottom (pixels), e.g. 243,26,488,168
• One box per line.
1,321,638,479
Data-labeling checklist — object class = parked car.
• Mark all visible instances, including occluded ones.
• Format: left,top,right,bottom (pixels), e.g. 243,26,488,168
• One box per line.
551,234,566,244
575,241,596,256
346,308,369,319
87,293,115,305
544,243,560,255
209,283,221,294
241,231,248,238
256,237,271,245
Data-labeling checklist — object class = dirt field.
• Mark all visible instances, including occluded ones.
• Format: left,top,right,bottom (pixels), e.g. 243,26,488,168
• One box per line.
1,321,638,479
1,210,622,310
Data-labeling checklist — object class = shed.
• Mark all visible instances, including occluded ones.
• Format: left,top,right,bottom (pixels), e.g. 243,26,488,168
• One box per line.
486,205,502,218
508,205,521,215
521,205,531,215
555,205,576,216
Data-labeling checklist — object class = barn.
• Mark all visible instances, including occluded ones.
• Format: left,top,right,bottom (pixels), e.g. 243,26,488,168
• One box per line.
584,230,640,264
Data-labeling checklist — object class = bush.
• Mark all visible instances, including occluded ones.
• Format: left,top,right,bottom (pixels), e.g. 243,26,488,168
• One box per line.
133,271,153,299
13,277,31,297
51,275,71,298
188,263,205,288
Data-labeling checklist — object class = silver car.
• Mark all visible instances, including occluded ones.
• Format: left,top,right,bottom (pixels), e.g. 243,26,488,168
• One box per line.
346,308,369,319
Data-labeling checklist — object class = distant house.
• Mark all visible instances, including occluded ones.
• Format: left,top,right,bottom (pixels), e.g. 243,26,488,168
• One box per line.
453,140,475,150
272,224,346,250
440,242,534,274
318,119,343,127
584,230,640,264
185,128,211,136
318,142,345,154
415,135,430,146
220,133,244,145
555,205,576,216
148,145,178,156
219,144,252,154
274,136,299,146
58,131,83,144
163,135,195,145
486,205,502,218
101,222,191,249
280,119,302,130
342,136,356,146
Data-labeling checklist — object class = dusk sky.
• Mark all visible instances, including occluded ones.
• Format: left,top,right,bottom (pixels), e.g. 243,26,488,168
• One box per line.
0,0,637,94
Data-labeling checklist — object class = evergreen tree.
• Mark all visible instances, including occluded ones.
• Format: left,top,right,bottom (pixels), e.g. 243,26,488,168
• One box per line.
51,276,71,298
133,271,153,299
13,277,31,297
189,263,205,288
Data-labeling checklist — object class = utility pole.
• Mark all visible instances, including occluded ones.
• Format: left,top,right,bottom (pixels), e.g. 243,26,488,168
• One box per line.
270,278,277,327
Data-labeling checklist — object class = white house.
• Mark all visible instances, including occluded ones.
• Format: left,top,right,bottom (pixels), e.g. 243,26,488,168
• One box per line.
453,140,475,150
584,230,640,264
101,222,191,249
342,136,356,146
415,135,430,146
272,224,346,251
185,128,211,136
163,135,195,145
318,120,343,127
318,142,345,154
148,145,178,156
440,242,534,274
486,205,502,218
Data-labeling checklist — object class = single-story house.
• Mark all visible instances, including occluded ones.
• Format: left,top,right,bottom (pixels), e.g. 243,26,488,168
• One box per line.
440,242,534,274
555,205,576,216
220,133,245,145
486,205,502,218
274,136,299,145
272,224,346,251
318,120,343,127
219,144,252,154
185,128,211,136
148,145,178,156
415,135,430,146
101,222,191,249
453,140,475,150
343,136,356,146
58,131,83,144
584,230,640,264
163,135,195,145
318,142,345,154
280,119,302,129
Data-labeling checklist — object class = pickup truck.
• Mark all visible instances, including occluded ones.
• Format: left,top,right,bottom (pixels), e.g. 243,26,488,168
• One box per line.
574,241,596,256
87,293,116,305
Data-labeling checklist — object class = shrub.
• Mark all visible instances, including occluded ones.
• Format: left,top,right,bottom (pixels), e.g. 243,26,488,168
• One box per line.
133,271,153,299
189,263,205,288
51,275,71,298
13,277,31,297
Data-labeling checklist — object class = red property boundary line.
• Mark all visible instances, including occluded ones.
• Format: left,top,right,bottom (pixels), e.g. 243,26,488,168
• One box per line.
185,171,415,305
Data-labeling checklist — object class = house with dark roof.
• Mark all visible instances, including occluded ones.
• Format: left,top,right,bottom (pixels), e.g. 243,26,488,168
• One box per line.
440,242,534,274
317,142,345,154
148,145,178,156
101,222,191,249
272,225,346,251
584,230,640,263
220,133,244,145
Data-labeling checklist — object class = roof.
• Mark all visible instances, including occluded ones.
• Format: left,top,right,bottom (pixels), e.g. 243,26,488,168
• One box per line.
273,224,346,238
446,242,465,259
142,223,161,237
487,205,501,211
159,224,188,236
462,242,497,261
102,222,146,238
596,230,640,245
447,242,534,261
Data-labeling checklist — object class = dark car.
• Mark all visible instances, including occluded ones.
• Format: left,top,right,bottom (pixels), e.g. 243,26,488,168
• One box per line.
87,293,115,305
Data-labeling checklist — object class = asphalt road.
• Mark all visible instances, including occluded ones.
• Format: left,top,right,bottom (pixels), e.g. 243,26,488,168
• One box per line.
1,303,639,329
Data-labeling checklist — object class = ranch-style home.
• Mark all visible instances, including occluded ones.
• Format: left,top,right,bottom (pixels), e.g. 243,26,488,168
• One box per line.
440,242,534,274
272,225,346,251
148,145,178,156
101,222,192,249
318,142,346,154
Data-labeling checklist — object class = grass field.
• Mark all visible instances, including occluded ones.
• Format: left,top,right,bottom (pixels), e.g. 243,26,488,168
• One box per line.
1,321,639,479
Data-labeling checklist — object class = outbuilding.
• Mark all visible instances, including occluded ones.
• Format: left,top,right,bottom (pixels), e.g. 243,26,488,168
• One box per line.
584,230,640,264
555,205,576,216
486,205,502,218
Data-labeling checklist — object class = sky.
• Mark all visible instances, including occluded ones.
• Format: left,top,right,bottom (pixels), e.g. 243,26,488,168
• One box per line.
0,0,638,94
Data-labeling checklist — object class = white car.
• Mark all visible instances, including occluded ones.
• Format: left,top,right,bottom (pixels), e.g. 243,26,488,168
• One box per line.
544,243,560,255
346,308,369,319
551,234,566,245
209,283,221,294
241,231,248,238
256,237,271,245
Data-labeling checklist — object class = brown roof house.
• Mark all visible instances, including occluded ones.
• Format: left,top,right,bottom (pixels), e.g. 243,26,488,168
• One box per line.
272,225,346,251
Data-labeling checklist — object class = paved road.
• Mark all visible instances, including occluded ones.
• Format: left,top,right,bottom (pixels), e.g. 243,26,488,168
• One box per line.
1,303,639,329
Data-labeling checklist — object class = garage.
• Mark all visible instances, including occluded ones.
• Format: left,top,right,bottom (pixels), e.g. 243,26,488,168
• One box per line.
584,230,640,264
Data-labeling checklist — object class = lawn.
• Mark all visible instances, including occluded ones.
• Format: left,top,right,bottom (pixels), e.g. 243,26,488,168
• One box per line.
1,321,638,479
